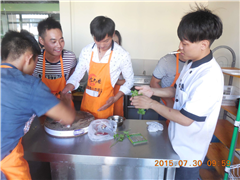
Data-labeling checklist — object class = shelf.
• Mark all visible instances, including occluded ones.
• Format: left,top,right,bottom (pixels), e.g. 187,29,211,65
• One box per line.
222,105,238,116
207,142,240,177
221,67,240,78
214,119,240,150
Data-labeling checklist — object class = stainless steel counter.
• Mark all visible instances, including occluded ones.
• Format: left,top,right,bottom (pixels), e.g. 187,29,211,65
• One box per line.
23,117,179,179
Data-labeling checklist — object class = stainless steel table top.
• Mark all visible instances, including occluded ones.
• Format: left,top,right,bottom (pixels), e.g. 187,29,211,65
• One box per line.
22,118,179,167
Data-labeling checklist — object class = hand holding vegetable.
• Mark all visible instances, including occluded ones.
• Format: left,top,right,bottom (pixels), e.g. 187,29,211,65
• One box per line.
131,90,154,113
131,90,146,115
135,85,154,98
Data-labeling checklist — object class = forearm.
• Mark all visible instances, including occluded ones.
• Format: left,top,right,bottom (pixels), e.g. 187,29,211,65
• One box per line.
151,83,161,88
45,101,76,125
116,79,125,85
114,91,124,102
150,100,193,126
152,87,176,98
62,83,75,93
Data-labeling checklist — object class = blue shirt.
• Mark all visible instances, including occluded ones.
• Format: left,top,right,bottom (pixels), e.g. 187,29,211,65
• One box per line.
1,63,60,160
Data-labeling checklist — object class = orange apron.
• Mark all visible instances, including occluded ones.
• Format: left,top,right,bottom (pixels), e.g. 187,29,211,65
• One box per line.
1,138,31,180
1,63,31,180
113,85,124,117
42,51,74,107
162,53,180,126
42,51,66,98
81,45,114,119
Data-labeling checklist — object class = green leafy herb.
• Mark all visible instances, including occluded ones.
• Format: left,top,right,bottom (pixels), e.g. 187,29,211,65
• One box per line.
131,90,146,115
110,130,130,147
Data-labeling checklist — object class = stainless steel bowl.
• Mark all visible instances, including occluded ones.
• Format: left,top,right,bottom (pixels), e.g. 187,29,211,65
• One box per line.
108,115,126,127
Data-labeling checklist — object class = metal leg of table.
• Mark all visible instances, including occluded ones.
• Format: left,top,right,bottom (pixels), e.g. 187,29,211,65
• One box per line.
165,167,177,180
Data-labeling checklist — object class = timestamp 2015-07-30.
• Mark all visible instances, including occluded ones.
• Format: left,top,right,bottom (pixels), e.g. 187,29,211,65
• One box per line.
154,160,230,167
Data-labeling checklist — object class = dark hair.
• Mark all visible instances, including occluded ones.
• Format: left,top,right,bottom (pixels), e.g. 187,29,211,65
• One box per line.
177,4,222,46
1,30,41,61
115,30,122,46
38,17,62,38
90,16,115,42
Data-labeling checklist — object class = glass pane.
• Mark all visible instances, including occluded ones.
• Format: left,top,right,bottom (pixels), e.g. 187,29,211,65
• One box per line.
8,14,20,22
22,14,49,23
22,23,38,36
9,23,20,31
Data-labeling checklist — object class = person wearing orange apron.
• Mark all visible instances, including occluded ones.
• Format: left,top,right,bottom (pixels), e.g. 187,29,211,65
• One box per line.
62,16,134,119
1,64,32,180
1,138,31,180
150,51,186,125
113,84,124,117
41,51,74,107
34,17,77,107
81,44,114,119
42,51,66,98
162,53,180,126
1,30,76,180
113,30,124,117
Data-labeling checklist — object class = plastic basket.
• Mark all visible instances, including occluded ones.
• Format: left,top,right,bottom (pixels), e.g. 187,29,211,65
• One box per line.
228,164,240,179
222,86,240,106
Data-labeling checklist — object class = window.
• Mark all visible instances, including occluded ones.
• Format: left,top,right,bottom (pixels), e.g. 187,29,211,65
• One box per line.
1,13,60,40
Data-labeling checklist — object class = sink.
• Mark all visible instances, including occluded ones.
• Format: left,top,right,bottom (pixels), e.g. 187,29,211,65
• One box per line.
134,75,152,85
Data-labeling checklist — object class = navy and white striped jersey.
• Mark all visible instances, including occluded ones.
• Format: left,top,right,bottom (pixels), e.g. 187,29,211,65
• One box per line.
33,49,77,80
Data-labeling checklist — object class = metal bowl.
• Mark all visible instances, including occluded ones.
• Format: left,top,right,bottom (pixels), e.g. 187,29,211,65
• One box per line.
108,115,126,127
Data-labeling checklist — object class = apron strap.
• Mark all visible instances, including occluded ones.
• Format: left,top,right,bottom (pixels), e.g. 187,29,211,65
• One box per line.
1,65,13,69
90,40,114,64
170,52,180,87
42,51,65,79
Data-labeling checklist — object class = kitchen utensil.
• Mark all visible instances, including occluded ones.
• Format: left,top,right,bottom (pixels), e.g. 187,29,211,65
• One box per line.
108,115,125,127
44,111,95,137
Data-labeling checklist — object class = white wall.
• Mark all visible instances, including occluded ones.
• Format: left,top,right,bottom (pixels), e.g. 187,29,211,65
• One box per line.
59,0,72,50
60,1,239,77
60,1,207,58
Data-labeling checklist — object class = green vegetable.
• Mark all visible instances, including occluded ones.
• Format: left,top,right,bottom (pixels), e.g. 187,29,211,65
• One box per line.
131,90,146,115
110,130,130,147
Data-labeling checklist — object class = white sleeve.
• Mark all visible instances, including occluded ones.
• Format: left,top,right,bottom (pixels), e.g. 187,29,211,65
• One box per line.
119,52,134,95
66,49,87,89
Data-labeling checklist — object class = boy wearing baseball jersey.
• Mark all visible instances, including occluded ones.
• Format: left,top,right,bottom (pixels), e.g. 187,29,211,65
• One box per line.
131,5,223,179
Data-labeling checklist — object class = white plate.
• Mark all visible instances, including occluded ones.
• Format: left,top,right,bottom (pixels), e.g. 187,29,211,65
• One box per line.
44,126,88,137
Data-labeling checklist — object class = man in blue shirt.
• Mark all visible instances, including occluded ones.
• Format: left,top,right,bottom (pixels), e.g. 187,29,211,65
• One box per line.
1,30,76,180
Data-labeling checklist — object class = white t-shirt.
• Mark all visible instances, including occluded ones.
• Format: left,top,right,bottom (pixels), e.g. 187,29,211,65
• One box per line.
67,41,134,95
168,51,224,167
